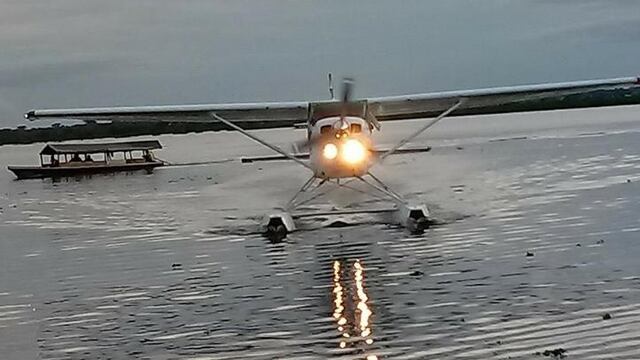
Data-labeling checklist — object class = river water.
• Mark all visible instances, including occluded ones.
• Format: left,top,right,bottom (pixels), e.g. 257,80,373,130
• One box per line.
1,106,640,359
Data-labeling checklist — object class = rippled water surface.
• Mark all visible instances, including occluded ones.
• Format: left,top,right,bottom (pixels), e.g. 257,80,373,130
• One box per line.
1,106,640,359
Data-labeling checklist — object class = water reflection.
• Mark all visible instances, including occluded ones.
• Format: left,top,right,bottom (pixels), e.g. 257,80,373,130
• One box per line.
332,259,378,359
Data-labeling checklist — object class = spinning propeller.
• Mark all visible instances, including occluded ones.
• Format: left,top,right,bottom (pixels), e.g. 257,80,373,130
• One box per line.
291,76,380,153
337,76,380,132
293,76,359,152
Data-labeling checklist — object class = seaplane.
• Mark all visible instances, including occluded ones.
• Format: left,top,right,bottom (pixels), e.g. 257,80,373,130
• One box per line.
25,74,640,241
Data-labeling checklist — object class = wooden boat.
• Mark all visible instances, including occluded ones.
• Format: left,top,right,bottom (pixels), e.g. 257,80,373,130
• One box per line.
8,140,164,180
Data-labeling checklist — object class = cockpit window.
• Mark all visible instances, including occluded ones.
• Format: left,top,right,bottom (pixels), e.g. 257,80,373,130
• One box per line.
320,125,332,134
350,123,362,133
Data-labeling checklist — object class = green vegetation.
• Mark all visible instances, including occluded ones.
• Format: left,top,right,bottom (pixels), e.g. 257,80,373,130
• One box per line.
1,88,639,146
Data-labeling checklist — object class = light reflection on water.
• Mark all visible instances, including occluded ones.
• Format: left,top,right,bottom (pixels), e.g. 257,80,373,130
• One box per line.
332,259,377,359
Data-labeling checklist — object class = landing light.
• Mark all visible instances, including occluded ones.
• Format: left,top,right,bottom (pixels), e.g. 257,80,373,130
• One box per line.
323,143,338,160
342,139,366,164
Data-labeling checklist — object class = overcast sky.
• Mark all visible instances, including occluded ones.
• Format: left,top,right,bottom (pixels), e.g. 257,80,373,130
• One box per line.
1,0,639,127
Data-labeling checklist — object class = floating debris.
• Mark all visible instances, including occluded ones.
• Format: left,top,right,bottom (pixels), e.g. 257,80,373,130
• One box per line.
602,313,612,320
536,348,567,358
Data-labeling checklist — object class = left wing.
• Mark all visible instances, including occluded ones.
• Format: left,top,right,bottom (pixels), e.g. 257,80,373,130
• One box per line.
368,77,640,121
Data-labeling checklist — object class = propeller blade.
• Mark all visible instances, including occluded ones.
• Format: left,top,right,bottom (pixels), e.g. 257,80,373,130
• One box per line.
328,73,335,100
339,77,355,128
292,138,311,153
341,77,354,103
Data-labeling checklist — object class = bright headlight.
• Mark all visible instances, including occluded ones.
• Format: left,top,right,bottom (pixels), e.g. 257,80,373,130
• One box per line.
323,143,338,159
341,139,366,164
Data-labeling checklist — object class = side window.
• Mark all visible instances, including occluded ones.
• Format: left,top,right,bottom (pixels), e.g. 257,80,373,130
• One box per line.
350,123,362,133
321,125,332,134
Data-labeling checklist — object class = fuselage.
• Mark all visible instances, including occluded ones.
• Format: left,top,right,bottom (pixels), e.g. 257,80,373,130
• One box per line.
308,116,374,178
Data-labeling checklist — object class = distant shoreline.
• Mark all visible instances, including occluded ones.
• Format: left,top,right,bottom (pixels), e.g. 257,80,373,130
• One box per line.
2,88,639,146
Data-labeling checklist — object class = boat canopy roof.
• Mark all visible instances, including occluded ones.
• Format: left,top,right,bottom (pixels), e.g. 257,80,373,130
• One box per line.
40,140,162,155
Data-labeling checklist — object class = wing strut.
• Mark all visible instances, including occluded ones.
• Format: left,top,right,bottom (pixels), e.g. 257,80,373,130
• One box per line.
379,99,466,161
209,113,313,171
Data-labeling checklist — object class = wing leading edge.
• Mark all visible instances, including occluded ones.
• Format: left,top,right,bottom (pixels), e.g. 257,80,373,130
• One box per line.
26,76,639,124
25,101,310,123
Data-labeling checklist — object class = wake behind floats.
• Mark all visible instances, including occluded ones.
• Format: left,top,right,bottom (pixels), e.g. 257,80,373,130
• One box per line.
25,74,640,241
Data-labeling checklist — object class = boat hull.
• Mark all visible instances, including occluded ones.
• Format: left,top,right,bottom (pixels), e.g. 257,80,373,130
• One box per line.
8,162,164,180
